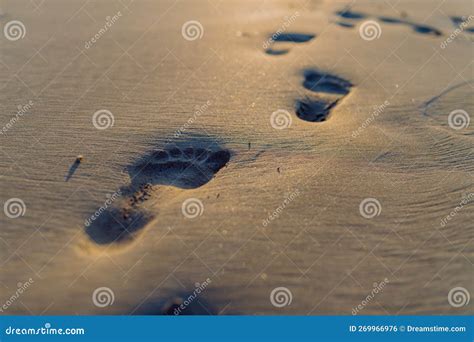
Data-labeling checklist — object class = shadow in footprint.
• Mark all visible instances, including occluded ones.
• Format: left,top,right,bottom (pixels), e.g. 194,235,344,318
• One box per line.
128,143,231,190
336,21,355,28
296,98,339,122
134,291,218,315
336,9,366,20
302,69,353,95
272,33,315,43
378,16,405,24
412,24,442,36
294,69,353,123
450,16,465,25
85,206,153,246
264,32,315,55
264,48,290,55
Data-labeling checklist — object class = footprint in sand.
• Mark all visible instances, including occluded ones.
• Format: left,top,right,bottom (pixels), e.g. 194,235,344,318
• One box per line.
450,16,474,33
334,7,367,28
411,24,442,36
378,16,442,36
264,32,315,55
450,16,465,25
83,140,231,250
336,21,355,29
334,7,443,37
295,98,340,123
129,147,230,189
84,205,154,247
295,69,353,122
335,9,367,20
301,70,353,95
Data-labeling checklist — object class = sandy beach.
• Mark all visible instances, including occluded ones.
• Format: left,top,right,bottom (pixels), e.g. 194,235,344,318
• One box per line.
0,0,473,315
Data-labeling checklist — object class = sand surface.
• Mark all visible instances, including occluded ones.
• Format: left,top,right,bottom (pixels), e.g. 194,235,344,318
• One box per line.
0,0,473,315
